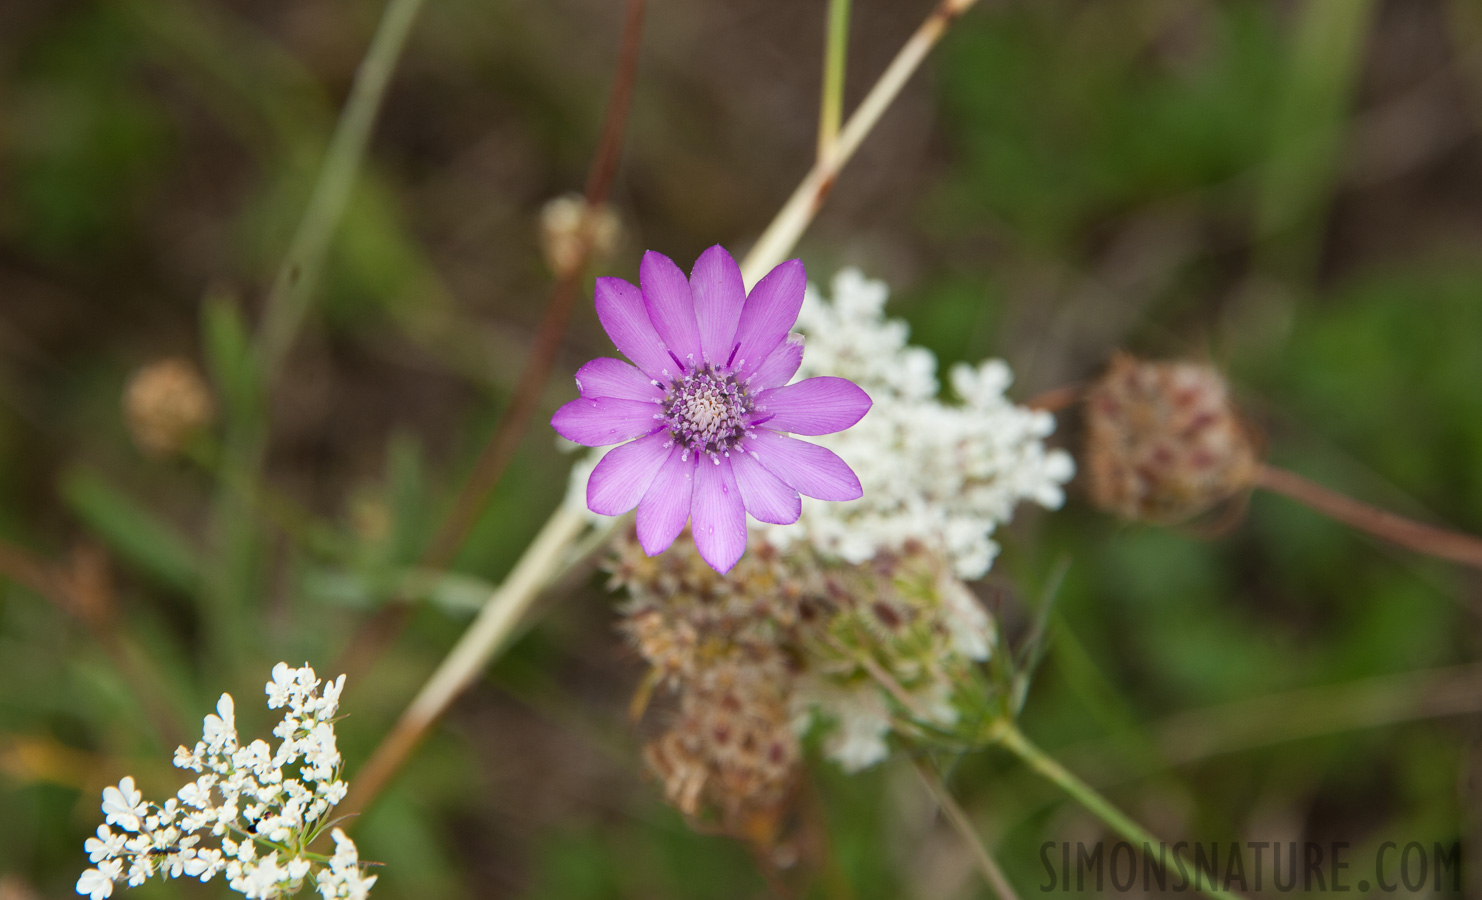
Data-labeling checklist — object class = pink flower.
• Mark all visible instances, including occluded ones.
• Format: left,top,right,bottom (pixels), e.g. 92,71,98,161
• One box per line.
553,246,871,573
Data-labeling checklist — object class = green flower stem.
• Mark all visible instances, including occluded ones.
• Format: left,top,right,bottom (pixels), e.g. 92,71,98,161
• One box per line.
255,0,431,381
817,0,851,159
997,724,1245,900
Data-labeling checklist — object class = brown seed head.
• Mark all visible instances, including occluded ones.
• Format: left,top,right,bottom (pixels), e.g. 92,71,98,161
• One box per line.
1083,353,1259,523
643,655,799,842
539,194,621,279
123,358,215,458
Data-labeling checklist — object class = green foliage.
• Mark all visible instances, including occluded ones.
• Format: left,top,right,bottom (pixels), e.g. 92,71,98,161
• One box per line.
59,469,201,595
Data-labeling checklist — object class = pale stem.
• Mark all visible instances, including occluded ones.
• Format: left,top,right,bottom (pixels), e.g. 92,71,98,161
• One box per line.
350,0,983,814
342,505,586,815
742,0,980,287
997,724,1245,900
817,0,852,159
913,759,1023,900
256,0,430,380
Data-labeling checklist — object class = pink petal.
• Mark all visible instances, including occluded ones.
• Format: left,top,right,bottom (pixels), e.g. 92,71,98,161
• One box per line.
636,446,696,556
575,358,663,402
731,449,801,525
551,397,661,447
745,430,863,501
733,259,805,378
691,456,747,573
587,431,673,515
595,277,674,381
755,377,871,436
747,333,804,391
689,245,745,366
640,251,702,370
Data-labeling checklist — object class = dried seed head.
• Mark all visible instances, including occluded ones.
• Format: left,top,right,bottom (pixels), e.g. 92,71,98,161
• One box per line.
612,526,1001,787
539,194,621,279
643,655,799,844
612,532,801,688
123,358,215,458
1083,353,1259,523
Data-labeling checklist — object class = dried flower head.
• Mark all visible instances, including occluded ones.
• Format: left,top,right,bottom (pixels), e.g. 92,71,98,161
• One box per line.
613,529,1001,783
539,193,622,278
1083,352,1259,523
644,654,800,846
553,247,871,573
123,358,215,457
613,532,799,688
75,663,376,900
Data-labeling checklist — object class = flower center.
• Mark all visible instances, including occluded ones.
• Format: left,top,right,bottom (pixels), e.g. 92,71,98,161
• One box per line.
663,365,751,457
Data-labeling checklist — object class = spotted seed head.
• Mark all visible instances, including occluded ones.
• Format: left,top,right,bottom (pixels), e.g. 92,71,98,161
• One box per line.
1083,352,1259,523
643,655,799,847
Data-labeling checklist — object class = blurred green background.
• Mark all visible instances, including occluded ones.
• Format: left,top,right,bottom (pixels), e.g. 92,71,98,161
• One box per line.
2,0,1480,897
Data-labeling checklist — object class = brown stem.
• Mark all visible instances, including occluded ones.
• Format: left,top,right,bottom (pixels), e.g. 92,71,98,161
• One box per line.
424,0,644,569
1023,382,1082,413
332,0,647,683
913,759,1022,900
1257,464,1482,571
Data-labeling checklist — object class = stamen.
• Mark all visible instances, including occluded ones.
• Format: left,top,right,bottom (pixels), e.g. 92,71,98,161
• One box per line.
660,363,754,456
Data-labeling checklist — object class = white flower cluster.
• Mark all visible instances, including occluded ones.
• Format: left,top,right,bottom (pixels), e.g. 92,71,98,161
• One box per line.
76,663,377,900
756,268,1075,580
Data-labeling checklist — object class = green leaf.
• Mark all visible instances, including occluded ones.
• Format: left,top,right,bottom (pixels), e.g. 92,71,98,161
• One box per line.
200,289,260,427
59,468,200,594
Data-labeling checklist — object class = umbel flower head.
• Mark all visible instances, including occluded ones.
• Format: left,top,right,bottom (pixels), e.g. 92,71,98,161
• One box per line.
553,246,872,573
75,663,376,900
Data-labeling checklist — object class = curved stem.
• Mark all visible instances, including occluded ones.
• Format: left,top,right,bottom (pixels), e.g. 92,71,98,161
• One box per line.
1257,464,1482,571
998,725,1245,900
914,759,1022,900
255,0,430,381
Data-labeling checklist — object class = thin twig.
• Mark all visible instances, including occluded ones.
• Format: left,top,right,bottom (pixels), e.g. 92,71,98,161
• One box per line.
333,0,647,686
1257,464,1482,571
255,0,432,380
913,759,1022,900
421,0,646,570
1023,382,1082,413
742,0,979,286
